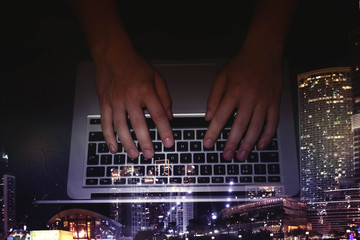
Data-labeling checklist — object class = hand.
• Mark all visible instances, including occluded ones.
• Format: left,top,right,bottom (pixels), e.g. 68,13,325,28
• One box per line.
204,42,283,161
95,47,174,159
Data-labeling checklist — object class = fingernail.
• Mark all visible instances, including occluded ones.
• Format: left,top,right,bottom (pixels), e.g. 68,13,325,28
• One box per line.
204,139,213,148
143,149,153,159
109,144,116,153
128,148,138,158
164,137,173,148
238,150,248,161
224,150,234,160
259,142,268,150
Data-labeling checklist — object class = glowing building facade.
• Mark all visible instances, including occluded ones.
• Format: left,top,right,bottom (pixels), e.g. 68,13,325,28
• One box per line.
298,67,353,204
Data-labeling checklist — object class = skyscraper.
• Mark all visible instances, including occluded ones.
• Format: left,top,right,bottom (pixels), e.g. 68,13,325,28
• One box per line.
297,67,353,204
0,146,16,237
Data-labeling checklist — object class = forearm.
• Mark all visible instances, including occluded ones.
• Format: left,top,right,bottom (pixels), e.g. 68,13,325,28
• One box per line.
244,0,299,56
69,0,133,60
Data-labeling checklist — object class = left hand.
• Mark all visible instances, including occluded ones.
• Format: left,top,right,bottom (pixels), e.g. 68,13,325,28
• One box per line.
203,42,283,161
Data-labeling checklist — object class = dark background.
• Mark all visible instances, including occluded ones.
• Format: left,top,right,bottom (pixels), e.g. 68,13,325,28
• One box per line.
0,0,359,230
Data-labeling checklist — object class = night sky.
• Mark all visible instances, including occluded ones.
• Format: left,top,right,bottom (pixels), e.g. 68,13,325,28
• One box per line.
0,0,360,231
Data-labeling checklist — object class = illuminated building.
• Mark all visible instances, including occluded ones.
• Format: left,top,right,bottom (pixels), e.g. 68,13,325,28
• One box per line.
297,67,354,204
219,198,308,239
307,178,360,236
130,193,193,238
0,146,16,238
47,209,123,240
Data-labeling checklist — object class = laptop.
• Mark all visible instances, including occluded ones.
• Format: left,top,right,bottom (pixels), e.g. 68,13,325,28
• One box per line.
67,60,299,201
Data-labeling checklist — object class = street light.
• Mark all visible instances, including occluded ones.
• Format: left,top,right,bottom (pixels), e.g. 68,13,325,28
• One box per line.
238,234,242,239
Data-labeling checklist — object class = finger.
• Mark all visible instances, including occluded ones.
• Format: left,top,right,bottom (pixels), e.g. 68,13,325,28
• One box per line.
154,71,173,120
127,104,154,159
236,104,267,161
144,92,174,149
101,104,118,153
257,102,279,150
205,71,227,121
203,94,237,148
113,107,139,159
222,102,254,160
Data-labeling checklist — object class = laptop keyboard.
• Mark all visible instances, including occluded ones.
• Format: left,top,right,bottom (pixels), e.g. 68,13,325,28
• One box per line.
84,116,281,188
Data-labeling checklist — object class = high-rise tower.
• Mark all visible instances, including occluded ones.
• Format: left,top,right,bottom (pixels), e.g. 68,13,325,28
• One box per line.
297,67,353,203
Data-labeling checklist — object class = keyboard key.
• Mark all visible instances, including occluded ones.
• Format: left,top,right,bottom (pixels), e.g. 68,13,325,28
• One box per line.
146,166,157,176
107,166,118,177
160,165,172,176
86,179,98,185
114,178,126,184
246,152,259,162
240,164,253,175
114,155,126,165
190,141,202,151
127,156,139,164
142,178,155,184
87,155,99,165
100,178,112,185
198,177,210,183
154,154,166,161
254,164,266,175
207,153,218,163
167,154,179,164
89,132,105,141
194,153,205,163
227,165,239,175
184,130,195,139
226,177,238,183
90,118,101,125
240,176,252,183
200,165,212,175
180,153,192,163
216,141,226,151
260,152,279,162
186,165,198,175
88,143,97,155
196,130,206,139
133,166,145,176
128,178,140,184
164,145,175,152
214,165,225,175
203,145,215,151
268,164,280,174
170,177,182,184
153,142,162,152
173,130,182,140
184,177,196,184
265,140,278,150
268,176,281,182
140,155,152,164
98,143,109,153
120,166,133,176
156,178,168,184
177,142,188,151
254,176,267,182
101,155,112,165
174,165,185,176
87,167,105,177
212,177,224,183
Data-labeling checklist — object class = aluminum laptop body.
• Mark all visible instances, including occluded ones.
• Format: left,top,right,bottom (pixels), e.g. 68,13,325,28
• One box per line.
67,60,299,201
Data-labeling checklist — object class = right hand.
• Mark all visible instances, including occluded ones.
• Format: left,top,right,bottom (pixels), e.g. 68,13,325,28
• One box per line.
95,47,174,159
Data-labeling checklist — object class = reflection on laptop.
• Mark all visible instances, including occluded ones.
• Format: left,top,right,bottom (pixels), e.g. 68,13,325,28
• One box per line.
67,61,299,201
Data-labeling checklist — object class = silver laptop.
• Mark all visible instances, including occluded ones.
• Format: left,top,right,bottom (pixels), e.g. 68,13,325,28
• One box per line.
67,60,299,201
